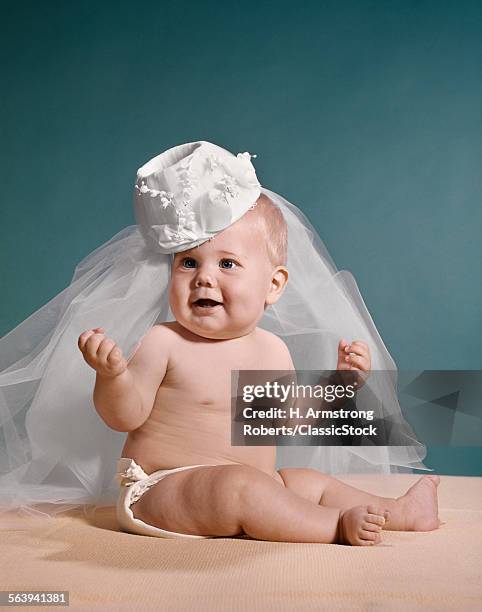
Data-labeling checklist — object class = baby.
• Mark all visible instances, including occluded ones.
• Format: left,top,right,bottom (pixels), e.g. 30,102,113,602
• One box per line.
78,193,440,545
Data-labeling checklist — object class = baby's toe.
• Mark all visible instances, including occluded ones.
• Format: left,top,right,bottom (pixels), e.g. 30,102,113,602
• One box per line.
366,504,387,516
362,521,382,533
366,512,386,527
359,529,380,544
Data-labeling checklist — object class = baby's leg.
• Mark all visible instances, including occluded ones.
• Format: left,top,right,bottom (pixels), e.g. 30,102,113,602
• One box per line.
131,464,379,545
278,468,440,531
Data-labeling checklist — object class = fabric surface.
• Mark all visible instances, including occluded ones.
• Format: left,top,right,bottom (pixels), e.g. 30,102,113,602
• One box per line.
0,474,481,611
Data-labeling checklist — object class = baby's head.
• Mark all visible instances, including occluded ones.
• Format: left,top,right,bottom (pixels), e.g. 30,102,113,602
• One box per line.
169,193,289,340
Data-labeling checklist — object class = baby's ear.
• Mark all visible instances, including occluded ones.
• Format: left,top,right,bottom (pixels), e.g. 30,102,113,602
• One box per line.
265,267,289,306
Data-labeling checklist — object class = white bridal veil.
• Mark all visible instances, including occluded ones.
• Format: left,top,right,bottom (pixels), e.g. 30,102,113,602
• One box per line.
0,141,429,519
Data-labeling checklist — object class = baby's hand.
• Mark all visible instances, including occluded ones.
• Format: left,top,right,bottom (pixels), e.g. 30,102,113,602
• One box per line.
336,338,371,388
339,505,389,546
78,327,127,378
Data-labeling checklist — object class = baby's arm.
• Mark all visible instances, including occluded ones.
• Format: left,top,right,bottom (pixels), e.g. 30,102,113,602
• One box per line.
78,325,169,432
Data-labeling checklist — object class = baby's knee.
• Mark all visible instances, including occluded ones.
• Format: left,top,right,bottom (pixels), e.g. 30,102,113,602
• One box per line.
207,464,274,513
210,464,262,503
219,464,284,507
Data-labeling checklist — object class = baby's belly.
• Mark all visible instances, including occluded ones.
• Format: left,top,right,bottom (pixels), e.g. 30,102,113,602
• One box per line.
121,414,278,479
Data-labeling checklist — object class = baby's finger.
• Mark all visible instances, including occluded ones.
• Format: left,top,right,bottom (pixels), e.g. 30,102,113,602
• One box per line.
344,343,369,357
78,328,105,352
84,333,106,360
345,354,370,371
107,345,123,364
97,338,116,362
78,329,96,352
351,340,369,350
338,338,349,353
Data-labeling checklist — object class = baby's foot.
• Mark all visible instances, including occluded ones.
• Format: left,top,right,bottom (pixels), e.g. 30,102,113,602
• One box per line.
339,505,389,546
398,475,440,531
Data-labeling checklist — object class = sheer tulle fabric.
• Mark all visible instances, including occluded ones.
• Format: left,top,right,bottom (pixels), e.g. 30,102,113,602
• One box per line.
0,187,428,519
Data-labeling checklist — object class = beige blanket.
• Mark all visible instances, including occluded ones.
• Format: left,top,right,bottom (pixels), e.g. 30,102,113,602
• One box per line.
1,474,481,611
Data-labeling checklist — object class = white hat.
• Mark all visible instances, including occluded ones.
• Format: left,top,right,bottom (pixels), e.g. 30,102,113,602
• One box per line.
134,141,261,253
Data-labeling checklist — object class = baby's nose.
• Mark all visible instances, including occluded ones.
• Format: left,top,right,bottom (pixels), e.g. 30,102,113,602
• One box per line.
194,272,216,287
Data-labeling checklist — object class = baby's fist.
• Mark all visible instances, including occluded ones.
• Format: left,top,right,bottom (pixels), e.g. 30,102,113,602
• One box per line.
337,339,371,387
78,327,127,378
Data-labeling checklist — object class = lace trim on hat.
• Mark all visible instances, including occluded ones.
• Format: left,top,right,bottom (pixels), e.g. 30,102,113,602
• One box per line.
135,181,175,208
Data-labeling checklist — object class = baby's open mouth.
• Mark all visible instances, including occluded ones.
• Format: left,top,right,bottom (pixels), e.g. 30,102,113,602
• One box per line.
193,299,223,308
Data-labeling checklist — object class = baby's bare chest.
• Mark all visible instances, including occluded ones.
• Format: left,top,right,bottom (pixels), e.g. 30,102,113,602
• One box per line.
155,339,277,410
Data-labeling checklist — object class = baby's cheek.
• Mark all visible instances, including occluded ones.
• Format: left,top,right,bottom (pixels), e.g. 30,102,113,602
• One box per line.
169,278,186,300
240,292,266,317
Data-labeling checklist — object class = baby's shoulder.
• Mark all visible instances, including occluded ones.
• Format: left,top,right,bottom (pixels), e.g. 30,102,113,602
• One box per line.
152,321,183,342
254,327,282,344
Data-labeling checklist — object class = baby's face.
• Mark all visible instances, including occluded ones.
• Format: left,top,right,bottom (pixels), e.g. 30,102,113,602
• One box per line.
169,215,283,340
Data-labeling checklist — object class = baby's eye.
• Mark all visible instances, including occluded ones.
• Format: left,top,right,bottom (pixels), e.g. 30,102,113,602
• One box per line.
220,259,237,269
181,257,197,268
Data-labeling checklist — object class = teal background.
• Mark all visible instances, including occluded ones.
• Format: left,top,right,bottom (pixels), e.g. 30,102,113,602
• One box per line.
1,1,481,474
